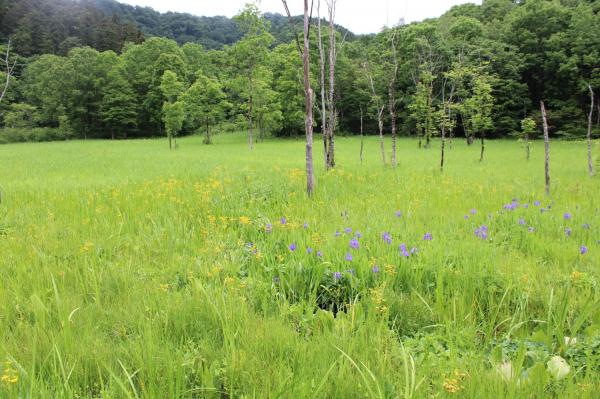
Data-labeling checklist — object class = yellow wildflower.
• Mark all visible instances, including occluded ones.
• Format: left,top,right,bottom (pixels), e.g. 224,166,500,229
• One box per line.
239,216,251,225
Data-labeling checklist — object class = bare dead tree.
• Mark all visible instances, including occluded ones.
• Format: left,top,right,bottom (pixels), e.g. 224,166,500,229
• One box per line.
388,30,399,167
325,0,337,169
359,106,364,164
282,0,315,195
0,39,17,105
317,0,328,167
440,79,455,172
587,85,595,176
364,63,386,165
541,101,550,196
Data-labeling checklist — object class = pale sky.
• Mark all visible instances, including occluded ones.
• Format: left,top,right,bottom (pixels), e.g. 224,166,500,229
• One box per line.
118,0,481,34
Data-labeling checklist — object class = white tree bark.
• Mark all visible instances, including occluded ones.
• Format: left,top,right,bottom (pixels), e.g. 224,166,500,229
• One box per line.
541,101,551,196
281,0,315,195
0,39,17,105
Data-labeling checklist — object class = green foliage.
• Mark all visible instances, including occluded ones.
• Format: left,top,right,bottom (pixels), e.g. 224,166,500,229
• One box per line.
521,117,537,139
182,72,230,143
0,0,143,56
162,100,185,146
100,68,138,138
2,0,598,142
3,103,38,128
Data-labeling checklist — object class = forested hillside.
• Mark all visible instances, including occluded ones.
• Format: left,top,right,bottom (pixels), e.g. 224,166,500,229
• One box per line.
0,0,599,143
0,0,145,55
0,0,355,53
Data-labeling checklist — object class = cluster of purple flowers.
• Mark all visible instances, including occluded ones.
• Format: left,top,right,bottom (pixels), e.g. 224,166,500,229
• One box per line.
423,232,433,241
475,225,489,240
382,232,392,244
399,243,411,257
503,199,519,211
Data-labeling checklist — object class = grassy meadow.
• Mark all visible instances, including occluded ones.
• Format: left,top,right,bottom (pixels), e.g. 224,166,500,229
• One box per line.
0,133,599,398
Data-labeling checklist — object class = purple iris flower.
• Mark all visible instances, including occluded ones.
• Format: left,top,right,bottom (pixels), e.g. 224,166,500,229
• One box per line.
583,223,590,230
355,231,362,239
344,227,352,234
382,232,392,244
346,269,355,276
349,238,360,249
410,247,418,254
534,201,541,207
280,217,287,225
464,215,469,220
345,252,353,261
303,222,309,229
316,251,323,258
519,218,526,226
423,232,432,241
306,247,313,254
335,230,341,237
333,272,342,280
265,223,273,233
470,209,477,215
395,211,402,218
289,243,296,251
580,246,588,255
475,225,489,240
399,243,410,257
564,213,572,220
372,265,380,273
565,228,572,237
523,203,529,209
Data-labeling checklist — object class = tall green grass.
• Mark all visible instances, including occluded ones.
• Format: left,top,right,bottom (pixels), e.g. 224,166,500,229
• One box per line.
0,134,598,398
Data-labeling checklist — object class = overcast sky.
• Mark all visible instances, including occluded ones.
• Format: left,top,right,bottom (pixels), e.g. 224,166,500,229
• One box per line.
118,0,481,34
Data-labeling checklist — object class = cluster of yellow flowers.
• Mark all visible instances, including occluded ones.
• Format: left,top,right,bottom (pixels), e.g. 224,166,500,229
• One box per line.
442,370,468,394
370,284,388,314
384,264,397,276
1,362,18,385
571,271,585,282
80,241,94,253
239,216,251,225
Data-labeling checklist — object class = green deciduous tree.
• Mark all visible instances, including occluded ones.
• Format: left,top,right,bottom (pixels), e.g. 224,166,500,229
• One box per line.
160,70,185,149
183,72,230,144
101,67,138,139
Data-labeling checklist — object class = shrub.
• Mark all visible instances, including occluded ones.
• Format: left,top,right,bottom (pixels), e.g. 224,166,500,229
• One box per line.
0,127,68,144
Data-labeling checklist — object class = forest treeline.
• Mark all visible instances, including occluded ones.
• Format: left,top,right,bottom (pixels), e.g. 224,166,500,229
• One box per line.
0,0,599,143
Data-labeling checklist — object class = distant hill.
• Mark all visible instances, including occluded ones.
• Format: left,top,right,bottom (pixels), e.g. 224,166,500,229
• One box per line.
0,0,144,56
90,0,357,49
0,0,357,56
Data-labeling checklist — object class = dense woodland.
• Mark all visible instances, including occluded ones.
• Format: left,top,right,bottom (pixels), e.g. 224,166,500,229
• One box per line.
0,0,599,143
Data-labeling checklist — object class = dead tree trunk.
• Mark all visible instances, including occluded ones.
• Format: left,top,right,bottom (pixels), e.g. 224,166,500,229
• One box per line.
326,0,337,169
0,39,17,105
587,85,594,176
441,101,447,172
360,106,364,164
388,31,398,167
317,0,328,167
479,133,485,162
366,68,386,165
378,107,386,165
281,0,314,194
248,90,254,150
302,1,315,195
541,101,550,196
